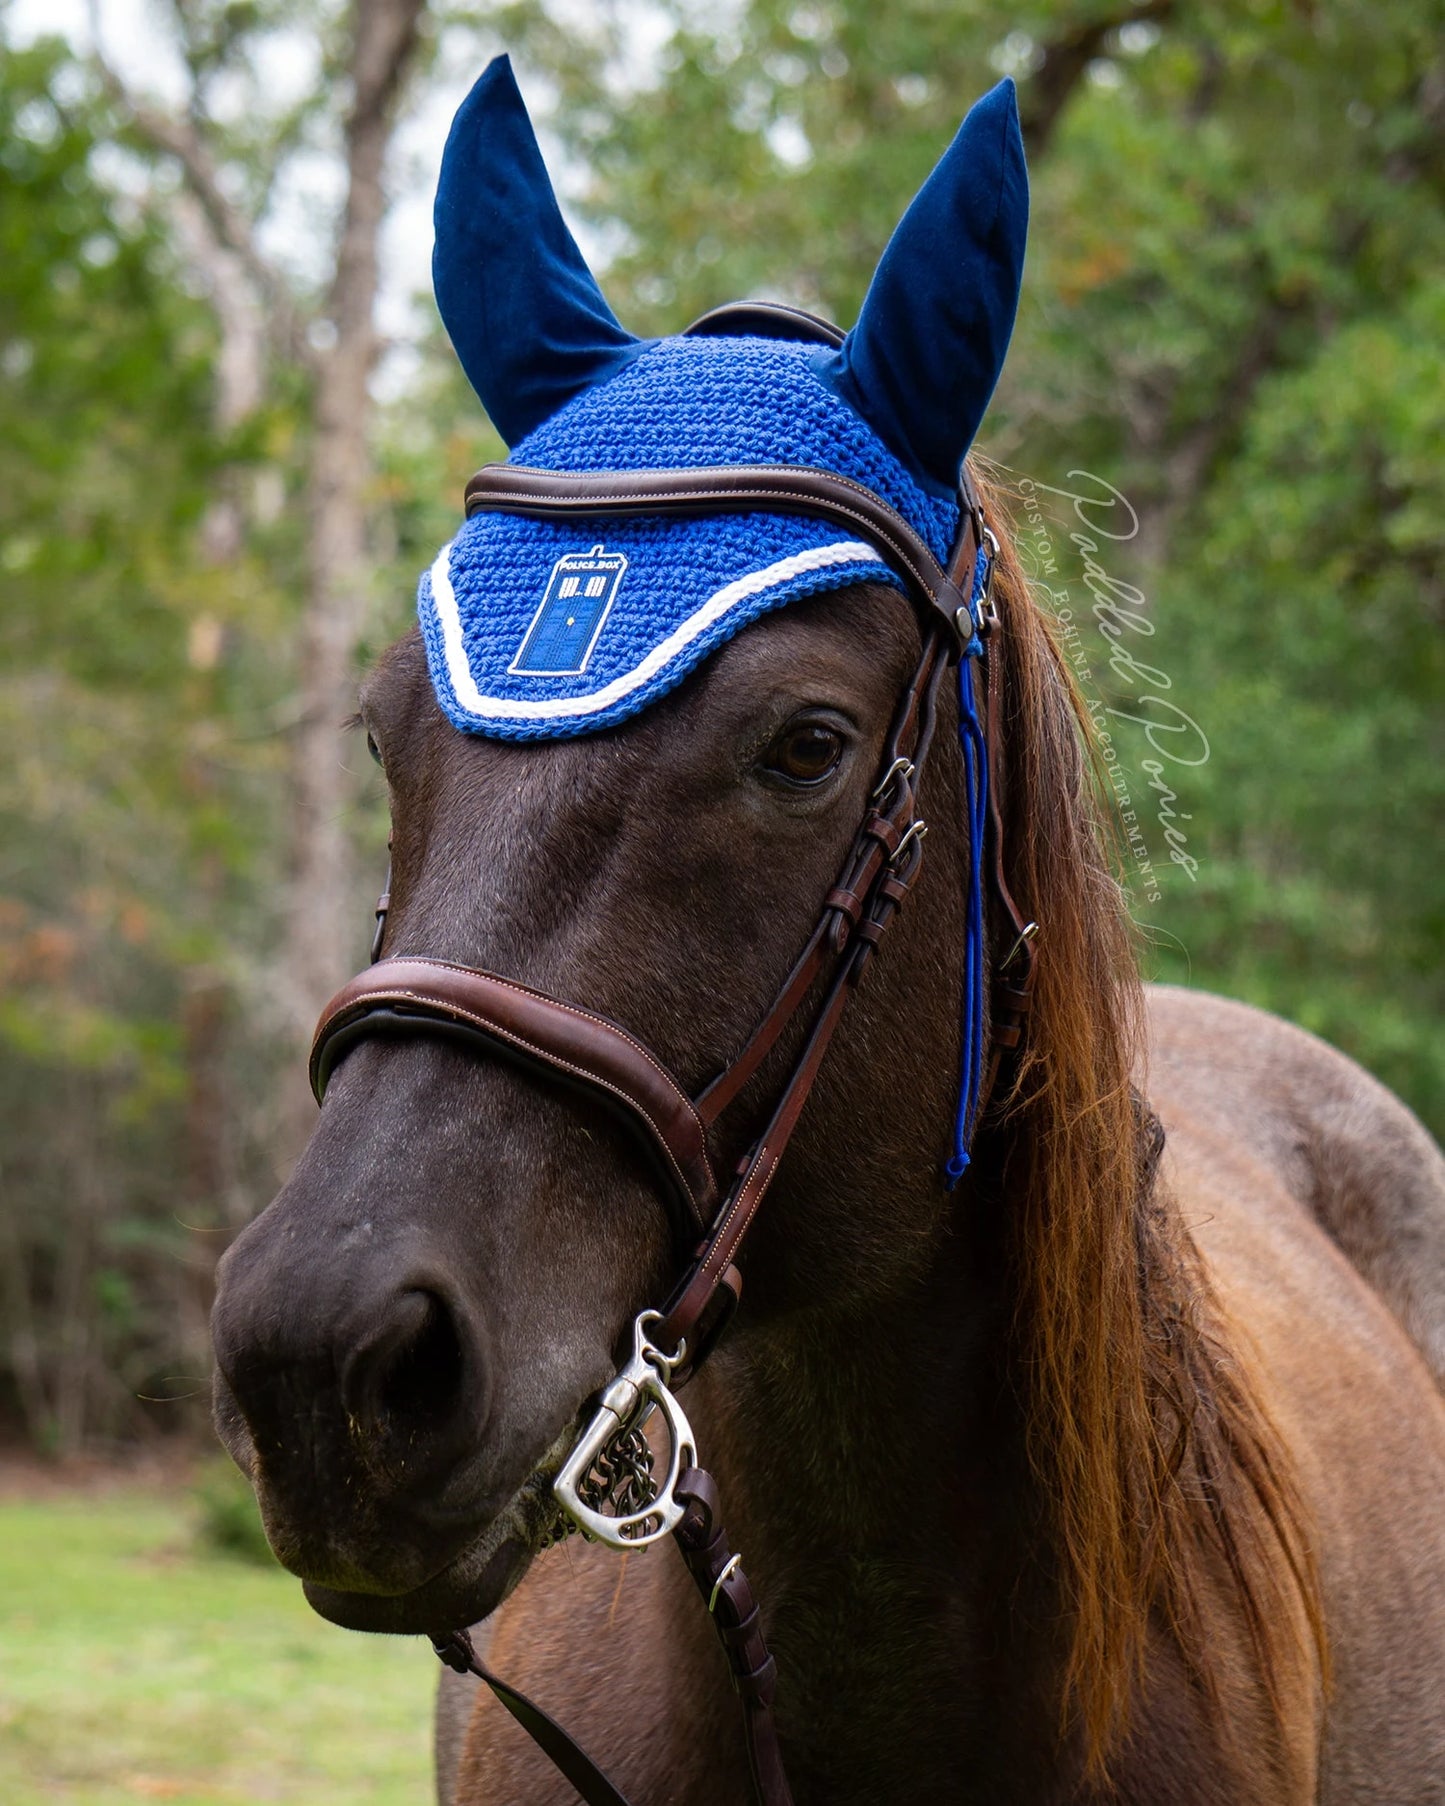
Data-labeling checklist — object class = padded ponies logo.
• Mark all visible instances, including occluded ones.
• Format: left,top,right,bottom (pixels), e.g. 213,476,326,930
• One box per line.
510,544,629,676
1011,471,1210,908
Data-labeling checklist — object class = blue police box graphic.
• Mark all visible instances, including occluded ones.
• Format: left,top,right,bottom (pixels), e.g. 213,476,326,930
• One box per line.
510,543,629,677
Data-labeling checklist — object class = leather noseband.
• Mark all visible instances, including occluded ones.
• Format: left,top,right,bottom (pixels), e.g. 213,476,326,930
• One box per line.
312,958,717,1246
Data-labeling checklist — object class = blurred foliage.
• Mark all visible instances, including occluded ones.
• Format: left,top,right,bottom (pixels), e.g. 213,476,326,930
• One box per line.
190,1453,276,1564
0,0,1441,1450
0,31,311,1451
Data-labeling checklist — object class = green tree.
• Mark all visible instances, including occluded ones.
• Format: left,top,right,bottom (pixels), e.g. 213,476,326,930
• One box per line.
0,35,247,1447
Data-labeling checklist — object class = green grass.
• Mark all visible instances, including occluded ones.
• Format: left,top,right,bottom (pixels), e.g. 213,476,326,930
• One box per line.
0,1487,435,1803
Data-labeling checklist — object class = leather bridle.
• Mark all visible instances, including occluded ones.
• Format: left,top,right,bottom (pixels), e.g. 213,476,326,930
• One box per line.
308,305,1036,1806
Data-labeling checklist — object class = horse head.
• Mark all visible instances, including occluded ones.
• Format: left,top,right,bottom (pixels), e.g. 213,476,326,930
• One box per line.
211,56,1030,1642
202,52,1445,1804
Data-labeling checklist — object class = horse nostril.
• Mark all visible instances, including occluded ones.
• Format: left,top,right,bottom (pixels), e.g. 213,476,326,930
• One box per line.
379,1292,464,1433
341,1287,484,1479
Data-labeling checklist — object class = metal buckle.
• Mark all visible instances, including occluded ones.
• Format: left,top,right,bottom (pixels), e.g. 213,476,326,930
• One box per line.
890,819,928,870
954,525,1000,645
976,526,1000,637
871,756,915,807
553,1311,697,1549
708,1552,743,1613
1000,919,1039,972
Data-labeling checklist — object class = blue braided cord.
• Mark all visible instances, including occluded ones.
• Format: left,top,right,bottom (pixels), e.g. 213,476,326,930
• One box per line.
944,543,992,1187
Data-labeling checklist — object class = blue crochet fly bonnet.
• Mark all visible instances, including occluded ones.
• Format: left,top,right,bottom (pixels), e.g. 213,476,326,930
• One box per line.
422,56,1026,740
422,56,1028,1171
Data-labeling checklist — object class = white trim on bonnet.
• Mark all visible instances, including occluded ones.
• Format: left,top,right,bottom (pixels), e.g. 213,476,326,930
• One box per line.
428,537,885,723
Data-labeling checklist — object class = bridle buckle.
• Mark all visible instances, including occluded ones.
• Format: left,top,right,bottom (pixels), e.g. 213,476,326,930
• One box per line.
890,818,928,870
975,526,1001,637
871,755,915,807
954,523,1000,644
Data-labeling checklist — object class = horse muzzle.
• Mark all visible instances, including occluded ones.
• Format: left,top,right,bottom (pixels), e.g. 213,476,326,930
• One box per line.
210,1212,509,1598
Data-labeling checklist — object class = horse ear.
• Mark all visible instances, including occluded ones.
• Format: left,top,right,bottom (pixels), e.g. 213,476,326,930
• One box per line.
433,55,639,446
824,79,1028,492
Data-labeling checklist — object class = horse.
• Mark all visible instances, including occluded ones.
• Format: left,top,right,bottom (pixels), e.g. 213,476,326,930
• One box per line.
209,59,1445,1805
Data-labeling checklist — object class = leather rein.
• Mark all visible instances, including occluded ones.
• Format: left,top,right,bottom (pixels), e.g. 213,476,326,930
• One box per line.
308,319,1036,1806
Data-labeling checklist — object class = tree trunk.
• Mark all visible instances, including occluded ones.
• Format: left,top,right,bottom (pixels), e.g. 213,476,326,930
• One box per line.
278,0,427,1160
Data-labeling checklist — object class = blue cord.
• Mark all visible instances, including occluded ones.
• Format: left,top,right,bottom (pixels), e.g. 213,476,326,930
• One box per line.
944,544,992,1187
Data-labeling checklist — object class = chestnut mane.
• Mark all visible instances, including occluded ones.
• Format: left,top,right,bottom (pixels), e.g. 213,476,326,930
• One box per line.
976,471,1325,1768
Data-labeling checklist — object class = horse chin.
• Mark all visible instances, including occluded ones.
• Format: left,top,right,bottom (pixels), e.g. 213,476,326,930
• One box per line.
286,1431,582,1636
301,1529,532,1636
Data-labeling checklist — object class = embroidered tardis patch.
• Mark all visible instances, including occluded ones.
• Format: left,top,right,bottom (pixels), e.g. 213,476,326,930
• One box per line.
511,545,628,676
416,336,961,743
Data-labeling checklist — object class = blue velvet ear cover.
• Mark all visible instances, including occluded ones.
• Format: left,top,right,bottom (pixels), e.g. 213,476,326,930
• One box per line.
819,79,1028,494
433,55,642,446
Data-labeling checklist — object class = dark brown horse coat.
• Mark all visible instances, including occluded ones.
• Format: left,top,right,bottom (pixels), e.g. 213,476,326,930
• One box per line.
207,53,1445,1802
212,536,1445,1805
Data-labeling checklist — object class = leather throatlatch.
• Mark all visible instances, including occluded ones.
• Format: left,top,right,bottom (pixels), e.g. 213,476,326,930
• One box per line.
307,316,1037,1806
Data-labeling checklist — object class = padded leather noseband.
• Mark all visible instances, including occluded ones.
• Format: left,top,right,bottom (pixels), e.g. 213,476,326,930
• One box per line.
311,958,718,1242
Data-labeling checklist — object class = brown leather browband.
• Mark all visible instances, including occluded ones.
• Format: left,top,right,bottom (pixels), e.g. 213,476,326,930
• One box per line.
309,382,1036,1806
464,462,973,640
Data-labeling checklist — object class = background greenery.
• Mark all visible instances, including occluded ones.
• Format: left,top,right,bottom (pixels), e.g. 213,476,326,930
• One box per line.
0,1481,433,1801
1,0,1441,1463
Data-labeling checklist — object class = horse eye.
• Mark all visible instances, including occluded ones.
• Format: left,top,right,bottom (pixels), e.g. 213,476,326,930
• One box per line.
763,722,845,786
366,733,383,768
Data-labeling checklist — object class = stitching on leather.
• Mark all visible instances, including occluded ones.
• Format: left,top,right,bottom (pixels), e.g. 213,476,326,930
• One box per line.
329,983,712,1228
699,1148,781,1285
396,958,710,1145
474,461,922,519
466,465,944,601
